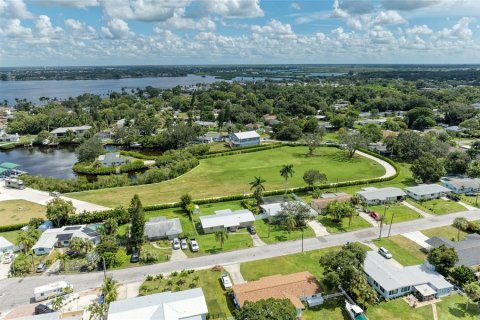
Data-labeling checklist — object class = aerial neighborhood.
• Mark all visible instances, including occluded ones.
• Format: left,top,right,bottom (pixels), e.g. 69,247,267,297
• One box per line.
0,1,480,318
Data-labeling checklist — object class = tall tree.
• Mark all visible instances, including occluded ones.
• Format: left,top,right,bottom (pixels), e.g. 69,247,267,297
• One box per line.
340,132,366,158
214,230,229,248
303,169,327,187
279,164,295,194
76,136,104,163
16,228,40,253
464,282,480,310
102,277,119,304
234,298,296,320
411,152,445,183
450,265,476,287
427,244,459,275
303,128,325,156
453,217,469,241
46,198,75,227
444,151,471,175
128,195,145,248
249,176,266,205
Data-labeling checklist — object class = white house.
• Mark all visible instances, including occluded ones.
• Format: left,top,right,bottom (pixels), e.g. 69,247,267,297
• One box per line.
404,184,451,201
356,187,406,205
228,131,260,148
259,201,318,218
199,209,255,234
50,125,92,138
364,251,453,300
32,225,100,256
98,153,127,166
0,236,14,252
442,177,480,194
107,288,208,320
144,217,183,241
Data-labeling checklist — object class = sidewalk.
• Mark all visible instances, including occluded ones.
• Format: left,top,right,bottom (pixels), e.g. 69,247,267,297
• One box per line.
403,201,432,218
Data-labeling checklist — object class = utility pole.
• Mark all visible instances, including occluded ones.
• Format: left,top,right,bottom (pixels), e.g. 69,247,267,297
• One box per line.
387,207,396,238
102,257,107,281
301,228,304,253
378,204,388,240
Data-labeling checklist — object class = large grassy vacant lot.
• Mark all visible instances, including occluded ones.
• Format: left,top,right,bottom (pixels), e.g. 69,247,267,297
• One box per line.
68,146,385,207
369,203,421,224
408,199,465,215
0,199,46,225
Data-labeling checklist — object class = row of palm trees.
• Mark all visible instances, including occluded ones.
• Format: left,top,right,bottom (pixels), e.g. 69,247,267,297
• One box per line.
249,164,296,204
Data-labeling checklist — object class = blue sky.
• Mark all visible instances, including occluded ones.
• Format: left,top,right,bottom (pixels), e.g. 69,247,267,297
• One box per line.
1,0,479,66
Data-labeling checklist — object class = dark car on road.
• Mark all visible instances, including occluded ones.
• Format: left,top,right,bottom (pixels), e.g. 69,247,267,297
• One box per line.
247,226,256,235
35,304,53,315
36,263,46,273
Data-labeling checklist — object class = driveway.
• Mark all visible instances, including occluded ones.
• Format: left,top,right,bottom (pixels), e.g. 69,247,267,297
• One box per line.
0,181,109,213
250,234,266,247
223,263,246,285
307,220,329,236
402,231,431,249
403,201,432,218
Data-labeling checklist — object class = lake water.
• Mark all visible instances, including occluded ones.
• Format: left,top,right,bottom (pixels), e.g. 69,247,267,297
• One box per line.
0,145,78,179
0,74,221,105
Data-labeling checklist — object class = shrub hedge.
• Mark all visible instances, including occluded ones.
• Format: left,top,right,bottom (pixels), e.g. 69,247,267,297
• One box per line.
73,160,147,175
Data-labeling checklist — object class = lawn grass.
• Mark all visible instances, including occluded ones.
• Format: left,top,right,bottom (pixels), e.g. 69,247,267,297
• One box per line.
422,225,471,241
408,199,465,215
139,268,234,317
436,293,480,319
460,195,479,208
67,146,385,207
0,230,21,243
303,297,346,319
373,235,426,266
369,203,421,224
0,200,46,225
317,215,372,234
367,298,434,320
253,219,316,244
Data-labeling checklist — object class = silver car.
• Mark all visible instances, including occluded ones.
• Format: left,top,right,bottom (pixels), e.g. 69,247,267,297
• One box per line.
172,238,181,250
378,247,392,259
180,238,188,250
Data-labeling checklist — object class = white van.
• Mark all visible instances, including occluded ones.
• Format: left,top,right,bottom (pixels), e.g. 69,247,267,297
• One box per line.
34,281,72,302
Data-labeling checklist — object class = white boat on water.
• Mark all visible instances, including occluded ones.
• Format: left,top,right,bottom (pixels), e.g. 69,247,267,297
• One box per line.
345,300,368,320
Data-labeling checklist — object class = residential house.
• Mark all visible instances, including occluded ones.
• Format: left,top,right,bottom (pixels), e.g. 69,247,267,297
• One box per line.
50,125,92,138
364,251,454,300
442,177,480,194
107,288,208,320
0,236,14,252
232,272,322,318
144,217,183,241
32,225,100,256
426,234,480,267
195,121,217,128
199,209,255,234
311,193,352,213
98,153,127,166
198,132,224,144
0,132,19,142
368,143,391,156
259,201,318,218
356,187,406,205
37,220,54,232
228,131,260,148
404,184,451,201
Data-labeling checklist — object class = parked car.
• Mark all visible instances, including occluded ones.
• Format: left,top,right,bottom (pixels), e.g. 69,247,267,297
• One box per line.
247,226,256,235
172,238,181,250
130,249,140,263
2,256,12,264
378,247,392,259
447,193,460,201
36,263,46,273
180,238,188,250
66,250,77,257
466,192,477,197
190,238,199,252
49,191,60,198
221,272,233,289
370,211,381,221
35,304,54,315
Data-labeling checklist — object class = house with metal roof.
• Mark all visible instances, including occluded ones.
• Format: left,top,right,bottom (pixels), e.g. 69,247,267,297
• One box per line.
425,234,480,267
144,217,183,241
232,272,322,318
356,187,406,205
404,184,451,201
107,288,208,320
228,131,260,148
442,177,480,194
50,125,92,138
98,152,127,166
0,236,14,253
32,225,100,256
199,209,255,234
311,193,352,213
259,201,318,218
364,251,453,300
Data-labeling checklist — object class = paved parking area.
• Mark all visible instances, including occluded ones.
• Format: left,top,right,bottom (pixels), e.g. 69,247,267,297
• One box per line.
402,231,431,249
223,263,246,285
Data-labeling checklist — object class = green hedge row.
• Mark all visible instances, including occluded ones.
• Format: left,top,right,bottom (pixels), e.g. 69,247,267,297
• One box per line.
198,143,284,159
72,160,148,175
0,223,26,232
67,207,129,225
119,150,157,160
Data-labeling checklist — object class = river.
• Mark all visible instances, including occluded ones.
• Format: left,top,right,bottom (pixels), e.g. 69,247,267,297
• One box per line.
0,74,221,105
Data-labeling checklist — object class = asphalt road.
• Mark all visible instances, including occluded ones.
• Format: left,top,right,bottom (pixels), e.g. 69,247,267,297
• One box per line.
1,208,478,313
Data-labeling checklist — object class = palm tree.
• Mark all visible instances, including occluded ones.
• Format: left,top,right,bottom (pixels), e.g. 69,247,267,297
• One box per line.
55,251,68,273
249,176,266,204
284,214,296,234
464,282,480,310
102,277,119,304
214,230,229,248
280,164,295,195
453,217,469,241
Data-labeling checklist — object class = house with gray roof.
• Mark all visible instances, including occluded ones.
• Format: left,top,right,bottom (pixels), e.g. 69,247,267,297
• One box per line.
425,234,480,267
50,125,92,138
199,209,255,234
98,152,128,166
229,131,260,148
405,184,451,201
108,288,208,320
0,236,14,253
144,217,183,241
442,177,480,194
356,187,406,205
364,251,453,300
32,225,100,256
259,201,318,218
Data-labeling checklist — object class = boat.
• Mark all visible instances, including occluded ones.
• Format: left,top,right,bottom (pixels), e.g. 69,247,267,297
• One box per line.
130,142,142,148
345,300,368,320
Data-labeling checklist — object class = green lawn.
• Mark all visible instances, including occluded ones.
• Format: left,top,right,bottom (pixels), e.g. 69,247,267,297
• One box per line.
422,225,472,242
317,215,371,234
373,235,426,266
0,230,21,243
408,199,465,215
254,219,316,244
303,298,346,319
139,268,234,317
369,203,421,224
0,199,46,226
436,294,480,319
67,146,385,207
367,298,434,320
460,195,480,208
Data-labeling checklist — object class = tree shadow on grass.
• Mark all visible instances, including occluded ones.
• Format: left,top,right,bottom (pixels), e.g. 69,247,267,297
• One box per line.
449,302,480,318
